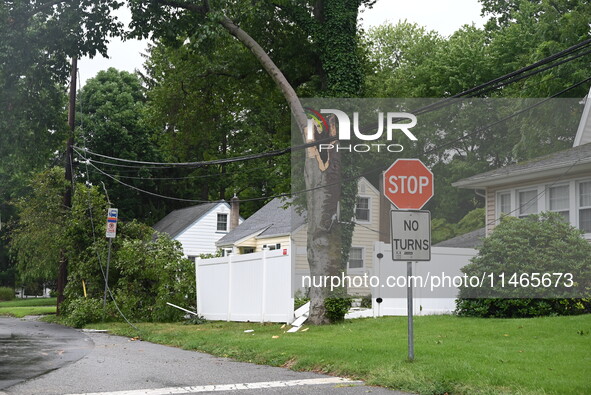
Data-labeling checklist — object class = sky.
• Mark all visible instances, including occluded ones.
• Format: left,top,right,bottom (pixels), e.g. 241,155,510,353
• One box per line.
78,0,486,86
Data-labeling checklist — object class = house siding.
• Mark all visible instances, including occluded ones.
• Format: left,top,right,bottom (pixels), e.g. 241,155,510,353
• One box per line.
255,235,291,252
175,203,240,257
292,178,381,296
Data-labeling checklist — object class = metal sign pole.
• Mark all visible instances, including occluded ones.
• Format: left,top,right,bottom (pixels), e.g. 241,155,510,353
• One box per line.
407,260,414,361
103,237,112,308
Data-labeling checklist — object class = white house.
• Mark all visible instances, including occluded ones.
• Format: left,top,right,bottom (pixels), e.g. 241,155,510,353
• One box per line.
153,200,243,259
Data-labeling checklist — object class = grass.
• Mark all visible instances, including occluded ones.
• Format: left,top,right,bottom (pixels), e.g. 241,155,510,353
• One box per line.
0,297,57,317
86,314,591,395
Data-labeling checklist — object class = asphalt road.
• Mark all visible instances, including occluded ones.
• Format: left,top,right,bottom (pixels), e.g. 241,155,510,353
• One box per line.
0,317,93,391
2,318,403,395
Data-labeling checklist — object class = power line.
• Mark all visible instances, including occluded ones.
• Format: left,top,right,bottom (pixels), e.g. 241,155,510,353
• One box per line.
74,38,591,170
79,75,591,206
424,75,591,156
85,159,278,181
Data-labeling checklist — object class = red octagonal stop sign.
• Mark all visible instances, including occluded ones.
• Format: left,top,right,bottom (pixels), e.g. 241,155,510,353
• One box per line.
384,159,434,210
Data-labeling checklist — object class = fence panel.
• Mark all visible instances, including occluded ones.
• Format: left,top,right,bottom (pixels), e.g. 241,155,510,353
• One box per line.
371,242,477,316
197,249,294,323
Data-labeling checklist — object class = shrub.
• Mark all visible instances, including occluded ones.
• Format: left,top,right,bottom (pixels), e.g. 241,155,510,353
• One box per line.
360,294,372,308
324,296,352,322
455,297,591,318
64,298,104,328
63,221,196,324
455,212,591,318
0,286,15,301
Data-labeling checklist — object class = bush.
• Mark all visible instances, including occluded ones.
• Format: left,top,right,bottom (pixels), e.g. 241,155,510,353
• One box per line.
324,296,352,322
360,294,372,308
456,298,591,318
0,286,15,301
62,220,196,324
64,298,104,328
456,212,591,318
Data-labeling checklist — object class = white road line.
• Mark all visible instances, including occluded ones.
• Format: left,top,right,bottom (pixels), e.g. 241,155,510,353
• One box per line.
66,377,363,395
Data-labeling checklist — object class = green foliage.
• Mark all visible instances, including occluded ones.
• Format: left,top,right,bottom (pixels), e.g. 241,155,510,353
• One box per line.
360,294,372,308
77,68,165,224
455,297,591,318
142,32,292,216
0,287,15,301
432,208,485,244
112,232,196,322
9,168,68,285
456,212,591,318
63,218,196,323
0,1,123,285
63,298,105,328
323,296,352,322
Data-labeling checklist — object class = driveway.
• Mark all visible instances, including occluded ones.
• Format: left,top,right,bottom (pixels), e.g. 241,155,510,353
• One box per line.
2,318,403,395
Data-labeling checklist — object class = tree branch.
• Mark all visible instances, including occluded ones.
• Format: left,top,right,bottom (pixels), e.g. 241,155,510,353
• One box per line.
157,0,207,14
217,15,307,135
155,0,308,137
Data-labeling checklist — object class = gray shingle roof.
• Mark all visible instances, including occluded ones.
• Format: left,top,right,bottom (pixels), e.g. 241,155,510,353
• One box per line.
216,198,306,246
453,143,591,188
433,227,485,248
153,202,223,239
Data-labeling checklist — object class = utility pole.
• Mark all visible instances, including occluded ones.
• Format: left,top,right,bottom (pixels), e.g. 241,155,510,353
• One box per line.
57,57,77,314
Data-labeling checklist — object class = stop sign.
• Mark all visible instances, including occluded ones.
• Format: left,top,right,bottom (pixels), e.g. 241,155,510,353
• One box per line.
383,159,434,210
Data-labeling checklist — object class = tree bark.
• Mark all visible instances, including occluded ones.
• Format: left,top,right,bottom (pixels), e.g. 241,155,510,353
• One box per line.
156,0,341,324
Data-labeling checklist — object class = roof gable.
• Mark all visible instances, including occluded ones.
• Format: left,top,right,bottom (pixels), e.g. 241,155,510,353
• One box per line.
574,87,591,147
216,198,305,247
453,142,591,189
153,202,228,239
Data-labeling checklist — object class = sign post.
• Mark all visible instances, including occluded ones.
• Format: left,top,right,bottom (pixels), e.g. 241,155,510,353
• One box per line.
104,208,118,308
384,159,433,362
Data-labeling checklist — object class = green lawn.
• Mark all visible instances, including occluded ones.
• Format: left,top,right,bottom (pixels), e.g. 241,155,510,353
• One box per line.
86,314,591,395
0,297,57,317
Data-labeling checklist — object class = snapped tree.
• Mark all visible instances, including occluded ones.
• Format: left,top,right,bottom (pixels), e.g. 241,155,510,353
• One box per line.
128,0,370,324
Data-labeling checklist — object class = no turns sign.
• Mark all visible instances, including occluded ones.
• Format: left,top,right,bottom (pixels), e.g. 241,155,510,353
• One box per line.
390,210,431,261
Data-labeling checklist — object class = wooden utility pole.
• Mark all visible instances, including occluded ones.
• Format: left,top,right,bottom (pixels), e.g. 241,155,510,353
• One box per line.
57,57,77,314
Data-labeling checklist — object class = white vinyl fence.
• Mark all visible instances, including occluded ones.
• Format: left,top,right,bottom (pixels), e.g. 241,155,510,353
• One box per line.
196,249,294,323
371,241,477,316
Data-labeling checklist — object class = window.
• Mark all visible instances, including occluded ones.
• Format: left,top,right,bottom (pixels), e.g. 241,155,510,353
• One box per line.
497,192,511,216
263,243,281,250
518,189,538,218
348,247,364,270
579,181,591,233
240,247,255,254
548,185,570,222
217,213,228,231
355,197,370,222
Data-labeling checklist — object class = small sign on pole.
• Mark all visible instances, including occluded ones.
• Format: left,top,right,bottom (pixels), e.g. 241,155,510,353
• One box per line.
106,208,118,238
104,208,117,308
390,209,431,361
390,210,431,262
